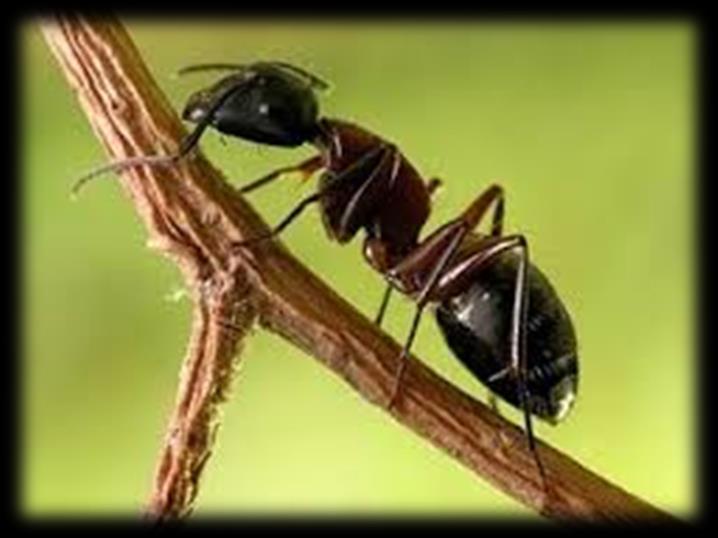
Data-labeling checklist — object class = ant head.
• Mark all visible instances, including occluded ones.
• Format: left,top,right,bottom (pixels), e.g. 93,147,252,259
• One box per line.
181,61,328,148
70,62,329,197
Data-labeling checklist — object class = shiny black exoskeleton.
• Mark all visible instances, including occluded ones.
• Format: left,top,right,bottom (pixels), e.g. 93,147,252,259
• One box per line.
75,61,580,482
181,62,323,147
435,247,578,424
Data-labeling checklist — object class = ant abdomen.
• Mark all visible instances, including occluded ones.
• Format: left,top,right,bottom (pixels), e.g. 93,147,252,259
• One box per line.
435,251,578,424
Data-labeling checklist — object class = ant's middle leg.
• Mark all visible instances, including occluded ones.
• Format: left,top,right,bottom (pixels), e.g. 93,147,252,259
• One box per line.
384,226,466,407
374,284,393,326
371,175,445,328
386,183,505,284
384,184,506,407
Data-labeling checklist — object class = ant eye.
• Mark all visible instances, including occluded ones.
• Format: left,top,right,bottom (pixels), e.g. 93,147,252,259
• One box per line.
258,103,270,115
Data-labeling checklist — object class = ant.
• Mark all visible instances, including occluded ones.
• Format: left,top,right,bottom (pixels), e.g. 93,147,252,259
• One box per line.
75,60,578,484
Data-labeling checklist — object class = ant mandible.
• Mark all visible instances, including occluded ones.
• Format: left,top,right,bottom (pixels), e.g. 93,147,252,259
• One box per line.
75,60,579,482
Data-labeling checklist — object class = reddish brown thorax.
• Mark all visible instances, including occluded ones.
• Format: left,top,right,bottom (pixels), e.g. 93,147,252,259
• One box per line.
313,118,432,272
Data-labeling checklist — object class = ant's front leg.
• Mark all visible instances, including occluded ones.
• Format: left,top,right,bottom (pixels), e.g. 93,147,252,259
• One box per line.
236,155,324,195
232,145,392,248
374,284,394,326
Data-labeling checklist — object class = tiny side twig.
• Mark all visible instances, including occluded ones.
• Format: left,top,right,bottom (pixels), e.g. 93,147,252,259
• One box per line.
40,14,678,522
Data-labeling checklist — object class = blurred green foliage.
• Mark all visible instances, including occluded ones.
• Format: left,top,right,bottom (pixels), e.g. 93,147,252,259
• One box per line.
22,19,694,518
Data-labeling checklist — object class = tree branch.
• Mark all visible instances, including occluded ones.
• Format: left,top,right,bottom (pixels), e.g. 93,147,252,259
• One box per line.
40,14,677,522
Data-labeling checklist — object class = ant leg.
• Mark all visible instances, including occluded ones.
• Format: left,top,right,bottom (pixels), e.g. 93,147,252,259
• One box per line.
372,172,443,329
374,284,393,326
388,303,426,406
237,155,323,195
329,147,405,326
428,234,547,486
234,145,390,248
384,185,507,407
489,190,504,237
232,191,321,248
387,226,467,408
332,147,397,326
336,146,397,239
509,240,549,488
387,184,504,284
464,183,504,237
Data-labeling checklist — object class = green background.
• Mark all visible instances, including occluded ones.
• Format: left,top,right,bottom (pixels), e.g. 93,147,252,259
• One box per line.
22,19,695,518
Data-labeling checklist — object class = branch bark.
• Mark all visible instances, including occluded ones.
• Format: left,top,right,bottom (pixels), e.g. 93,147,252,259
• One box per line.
40,14,678,522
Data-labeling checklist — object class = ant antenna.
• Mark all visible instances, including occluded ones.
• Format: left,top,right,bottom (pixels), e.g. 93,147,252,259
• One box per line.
71,117,208,198
71,153,182,199
176,61,330,92
175,63,251,77
269,62,331,91
71,75,255,198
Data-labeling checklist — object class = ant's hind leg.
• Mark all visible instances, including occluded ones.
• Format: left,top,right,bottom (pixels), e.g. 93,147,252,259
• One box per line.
509,240,549,487
429,233,547,486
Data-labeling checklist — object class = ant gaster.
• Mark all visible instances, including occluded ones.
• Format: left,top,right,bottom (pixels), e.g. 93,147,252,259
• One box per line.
75,61,579,481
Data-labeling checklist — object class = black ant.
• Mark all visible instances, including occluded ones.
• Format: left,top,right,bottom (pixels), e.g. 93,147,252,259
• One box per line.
74,60,579,484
